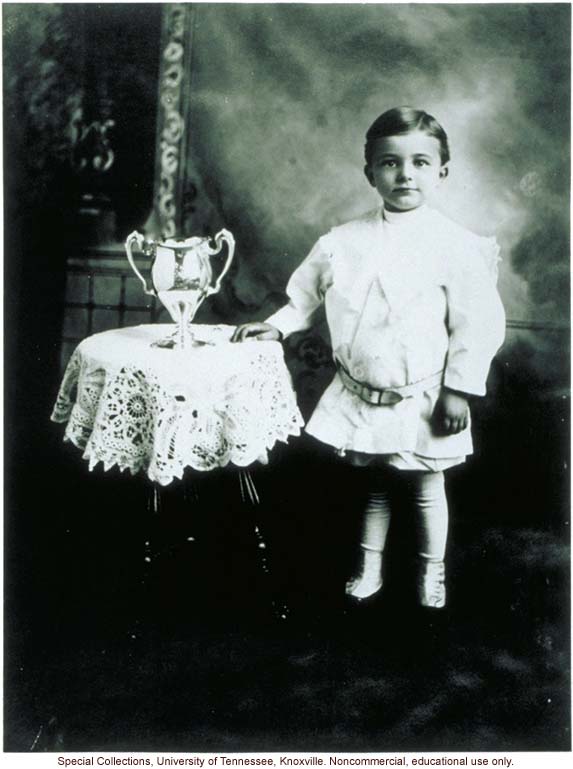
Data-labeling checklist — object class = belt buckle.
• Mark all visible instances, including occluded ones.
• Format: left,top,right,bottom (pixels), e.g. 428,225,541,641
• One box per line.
379,388,403,406
348,371,403,406
359,383,373,404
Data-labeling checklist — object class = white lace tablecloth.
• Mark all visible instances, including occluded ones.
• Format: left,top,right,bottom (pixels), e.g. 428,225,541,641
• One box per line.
51,324,304,486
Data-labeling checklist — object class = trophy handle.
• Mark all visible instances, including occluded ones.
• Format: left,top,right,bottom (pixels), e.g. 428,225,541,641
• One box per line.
125,231,155,296
206,229,236,296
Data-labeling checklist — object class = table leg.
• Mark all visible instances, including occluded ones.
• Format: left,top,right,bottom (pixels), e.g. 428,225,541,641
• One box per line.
125,482,163,640
142,481,198,566
239,470,291,622
146,483,162,515
141,474,291,624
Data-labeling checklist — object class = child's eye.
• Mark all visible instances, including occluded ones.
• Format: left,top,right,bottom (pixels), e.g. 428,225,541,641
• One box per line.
414,159,430,167
380,159,397,167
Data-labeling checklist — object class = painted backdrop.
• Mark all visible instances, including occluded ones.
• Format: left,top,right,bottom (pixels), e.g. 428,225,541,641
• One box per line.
181,3,569,397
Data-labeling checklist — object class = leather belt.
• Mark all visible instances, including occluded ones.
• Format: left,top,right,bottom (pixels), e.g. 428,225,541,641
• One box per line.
336,361,443,406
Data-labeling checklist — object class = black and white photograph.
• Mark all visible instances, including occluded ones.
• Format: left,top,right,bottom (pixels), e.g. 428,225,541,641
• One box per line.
3,0,571,761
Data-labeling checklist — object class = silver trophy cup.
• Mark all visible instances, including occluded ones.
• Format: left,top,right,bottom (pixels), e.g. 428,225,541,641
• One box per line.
125,229,236,349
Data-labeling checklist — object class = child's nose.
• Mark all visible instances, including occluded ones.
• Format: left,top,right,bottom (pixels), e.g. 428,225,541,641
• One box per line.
397,164,414,180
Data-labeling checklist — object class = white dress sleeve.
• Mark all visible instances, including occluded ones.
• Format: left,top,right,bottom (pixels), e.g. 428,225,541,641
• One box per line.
265,238,333,338
443,236,506,396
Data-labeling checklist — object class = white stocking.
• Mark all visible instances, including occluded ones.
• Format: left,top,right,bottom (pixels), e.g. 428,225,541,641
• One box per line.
346,489,392,598
404,471,449,562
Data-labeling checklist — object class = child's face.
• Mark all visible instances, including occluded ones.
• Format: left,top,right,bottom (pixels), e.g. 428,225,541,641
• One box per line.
365,131,448,212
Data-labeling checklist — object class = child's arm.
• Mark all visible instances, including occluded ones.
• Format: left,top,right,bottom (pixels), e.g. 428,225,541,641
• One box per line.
232,322,282,342
436,238,505,433
432,388,470,435
232,239,332,343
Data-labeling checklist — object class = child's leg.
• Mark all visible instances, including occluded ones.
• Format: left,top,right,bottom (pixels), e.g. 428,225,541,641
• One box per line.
346,480,392,599
404,470,448,607
407,471,448,561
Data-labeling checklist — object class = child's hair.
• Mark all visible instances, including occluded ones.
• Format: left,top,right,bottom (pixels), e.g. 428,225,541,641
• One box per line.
364,107,450,166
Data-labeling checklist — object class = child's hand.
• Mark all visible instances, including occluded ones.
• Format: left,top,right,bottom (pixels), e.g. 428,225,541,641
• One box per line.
231,322,282,343
432,389,469,435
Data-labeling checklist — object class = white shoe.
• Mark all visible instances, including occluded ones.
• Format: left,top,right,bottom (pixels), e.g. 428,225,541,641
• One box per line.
417,559,446,608
345,574,383,601
345,549,383,601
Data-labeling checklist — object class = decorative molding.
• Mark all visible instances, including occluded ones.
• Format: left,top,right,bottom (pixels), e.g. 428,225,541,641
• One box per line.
505,319,569,332
154,4,194,239
70,117,116,175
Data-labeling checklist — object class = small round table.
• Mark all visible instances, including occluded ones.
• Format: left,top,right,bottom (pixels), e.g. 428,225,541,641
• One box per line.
51,324,304,619
51,324,303,485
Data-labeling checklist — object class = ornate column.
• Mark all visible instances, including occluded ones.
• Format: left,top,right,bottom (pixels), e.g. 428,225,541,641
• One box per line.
153,3,195,239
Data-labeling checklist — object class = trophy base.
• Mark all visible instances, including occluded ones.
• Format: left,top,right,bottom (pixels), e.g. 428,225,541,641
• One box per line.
152,292,208,350
151,325,212,350
151,334,180,350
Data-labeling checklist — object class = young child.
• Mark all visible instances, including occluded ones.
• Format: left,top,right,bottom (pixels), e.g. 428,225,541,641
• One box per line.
232,107,505,608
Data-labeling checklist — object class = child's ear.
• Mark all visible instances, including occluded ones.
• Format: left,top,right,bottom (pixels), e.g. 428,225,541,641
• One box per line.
364,165,375,187
439,164,449,181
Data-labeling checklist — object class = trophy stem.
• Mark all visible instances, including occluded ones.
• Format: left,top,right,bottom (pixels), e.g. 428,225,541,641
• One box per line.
151,292,198,350
176,300,195,350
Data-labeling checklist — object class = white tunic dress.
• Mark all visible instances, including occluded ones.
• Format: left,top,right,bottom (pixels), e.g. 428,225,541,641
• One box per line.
267,205,506,470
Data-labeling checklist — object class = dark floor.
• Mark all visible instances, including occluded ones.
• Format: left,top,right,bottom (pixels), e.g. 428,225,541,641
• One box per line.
4,390,571,753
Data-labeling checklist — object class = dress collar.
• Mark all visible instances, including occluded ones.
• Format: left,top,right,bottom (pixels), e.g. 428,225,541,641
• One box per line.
382,204,429,227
